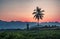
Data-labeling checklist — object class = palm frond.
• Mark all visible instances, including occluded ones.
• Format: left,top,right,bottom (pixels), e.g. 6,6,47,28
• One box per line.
32,12,36,14
32,7,44,21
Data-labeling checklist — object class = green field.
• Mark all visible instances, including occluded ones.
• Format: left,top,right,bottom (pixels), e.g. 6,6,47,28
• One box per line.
0,30,60,39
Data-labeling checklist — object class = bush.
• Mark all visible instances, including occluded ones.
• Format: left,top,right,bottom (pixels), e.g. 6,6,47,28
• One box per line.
0,30,60,39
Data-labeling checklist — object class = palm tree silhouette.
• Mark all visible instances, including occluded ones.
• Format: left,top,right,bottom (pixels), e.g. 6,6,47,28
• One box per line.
32,6,44,26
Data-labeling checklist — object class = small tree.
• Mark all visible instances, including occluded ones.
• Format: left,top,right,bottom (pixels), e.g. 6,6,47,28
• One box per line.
32,7,44,26
26,22,29,30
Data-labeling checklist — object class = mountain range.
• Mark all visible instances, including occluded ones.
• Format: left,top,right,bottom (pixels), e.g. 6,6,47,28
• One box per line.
0,20,60,29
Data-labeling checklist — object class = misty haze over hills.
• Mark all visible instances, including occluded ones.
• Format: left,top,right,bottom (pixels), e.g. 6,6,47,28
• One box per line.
0,20,60,29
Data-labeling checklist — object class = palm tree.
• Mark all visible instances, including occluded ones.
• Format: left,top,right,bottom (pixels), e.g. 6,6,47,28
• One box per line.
32,6,44,26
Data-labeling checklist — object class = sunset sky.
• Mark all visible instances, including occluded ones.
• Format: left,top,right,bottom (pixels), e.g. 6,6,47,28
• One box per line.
0,0,60,22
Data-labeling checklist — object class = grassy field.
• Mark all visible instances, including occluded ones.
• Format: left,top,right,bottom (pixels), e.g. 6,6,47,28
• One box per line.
0,30,60,39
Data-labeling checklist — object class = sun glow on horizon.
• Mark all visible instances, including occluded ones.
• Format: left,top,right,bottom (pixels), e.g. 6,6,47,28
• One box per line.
0,0,60,22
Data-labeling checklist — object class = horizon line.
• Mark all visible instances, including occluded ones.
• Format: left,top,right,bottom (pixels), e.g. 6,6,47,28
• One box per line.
0,20,60,23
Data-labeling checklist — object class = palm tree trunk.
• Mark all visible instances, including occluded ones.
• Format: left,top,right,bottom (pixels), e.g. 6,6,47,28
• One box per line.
37,20,39,31
37,20,39,26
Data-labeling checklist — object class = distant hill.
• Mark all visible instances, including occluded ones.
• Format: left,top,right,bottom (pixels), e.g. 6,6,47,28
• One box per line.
0,20,36,29
0,20,60,29
40,22,60,26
